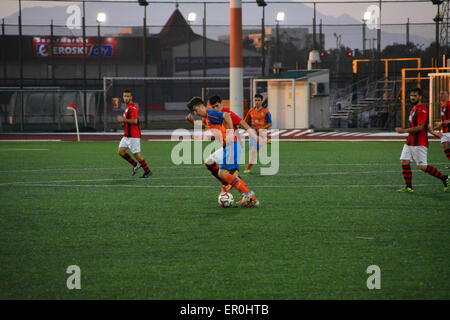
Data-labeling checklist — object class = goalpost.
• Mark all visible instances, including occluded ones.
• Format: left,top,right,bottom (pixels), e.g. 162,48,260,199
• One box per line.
102,76,254,131
428,72,450,127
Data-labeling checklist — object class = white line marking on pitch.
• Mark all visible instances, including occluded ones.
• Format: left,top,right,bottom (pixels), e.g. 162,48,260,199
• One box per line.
0,170,404,186
0,139,61,142
0,148,49,151
0,183,437,189
2,162,448,174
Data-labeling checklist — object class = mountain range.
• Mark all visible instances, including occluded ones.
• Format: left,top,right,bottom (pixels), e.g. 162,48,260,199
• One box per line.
2,2,435,50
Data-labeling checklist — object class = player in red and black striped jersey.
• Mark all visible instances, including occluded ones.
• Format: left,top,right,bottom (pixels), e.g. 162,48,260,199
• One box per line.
395,88,449,192
433,90,450,166
117,90,152,178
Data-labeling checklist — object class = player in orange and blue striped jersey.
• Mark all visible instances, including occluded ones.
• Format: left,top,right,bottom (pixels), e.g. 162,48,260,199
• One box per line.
187,97,259,207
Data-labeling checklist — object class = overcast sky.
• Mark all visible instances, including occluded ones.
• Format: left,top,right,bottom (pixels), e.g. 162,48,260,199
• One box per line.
0,0,438,25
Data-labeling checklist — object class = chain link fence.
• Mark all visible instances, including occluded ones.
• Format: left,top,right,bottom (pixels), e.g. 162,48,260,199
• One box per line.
0,0,448,131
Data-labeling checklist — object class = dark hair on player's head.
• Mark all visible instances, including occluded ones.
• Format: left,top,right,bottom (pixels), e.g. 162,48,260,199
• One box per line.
123,89,132,95
187,97,205,112
254,93,263,99
410,87,422,96
208,95,222,106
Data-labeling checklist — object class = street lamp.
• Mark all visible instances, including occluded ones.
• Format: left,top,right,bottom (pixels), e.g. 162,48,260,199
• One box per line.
96,12,106,80
275,12,285,66
256,0,267,76
187,12,196,77
431,0,444,66
138,0,149,128
96,12,106,24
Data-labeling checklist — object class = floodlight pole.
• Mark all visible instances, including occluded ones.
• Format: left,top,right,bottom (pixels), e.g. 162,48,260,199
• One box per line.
276,20,280,64
319,19,323,51
202,4,207,78
377,0,381,55
313,2,317,50
230,0,243,117
50,20,55,86
97,22,102,82
18,0,24,131
406,18,410,45
362,20,366,55
261,5,266,76
188,21,192,78
434,2,443,67
202,2,207,100
1,19,6,82
142,2,148,128
82,0,87,126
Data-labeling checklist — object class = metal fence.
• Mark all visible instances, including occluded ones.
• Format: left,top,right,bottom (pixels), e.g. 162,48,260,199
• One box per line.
0,0,448,131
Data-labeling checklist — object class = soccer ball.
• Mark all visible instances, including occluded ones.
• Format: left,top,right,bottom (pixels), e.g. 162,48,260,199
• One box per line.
218,192,234,208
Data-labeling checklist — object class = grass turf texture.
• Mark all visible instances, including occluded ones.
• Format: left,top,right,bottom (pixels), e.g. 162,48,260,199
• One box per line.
0,140,449,299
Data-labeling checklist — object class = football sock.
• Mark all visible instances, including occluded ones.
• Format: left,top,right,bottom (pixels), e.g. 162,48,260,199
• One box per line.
425,165,444,180
402,164,412,188
121,153,137,167
205,163,224,185
445,149,450,161
223,174,250,195
139,160,151,173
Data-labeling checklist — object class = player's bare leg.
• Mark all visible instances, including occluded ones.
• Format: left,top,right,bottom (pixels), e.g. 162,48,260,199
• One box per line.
133,152,152,178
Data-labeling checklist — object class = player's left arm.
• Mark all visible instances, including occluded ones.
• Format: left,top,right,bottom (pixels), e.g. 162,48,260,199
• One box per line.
117,108,138,124
117,115,137,124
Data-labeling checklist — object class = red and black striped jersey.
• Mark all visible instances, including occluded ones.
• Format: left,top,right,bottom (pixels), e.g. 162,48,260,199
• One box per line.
406,104,428,147
123,102,141,138
441,101,450,133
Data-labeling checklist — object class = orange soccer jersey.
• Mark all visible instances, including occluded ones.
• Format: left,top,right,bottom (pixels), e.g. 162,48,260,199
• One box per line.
244,107,272,131
203,108,226,138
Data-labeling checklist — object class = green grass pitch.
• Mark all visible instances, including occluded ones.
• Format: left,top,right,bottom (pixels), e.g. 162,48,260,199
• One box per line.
0,140,449,299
